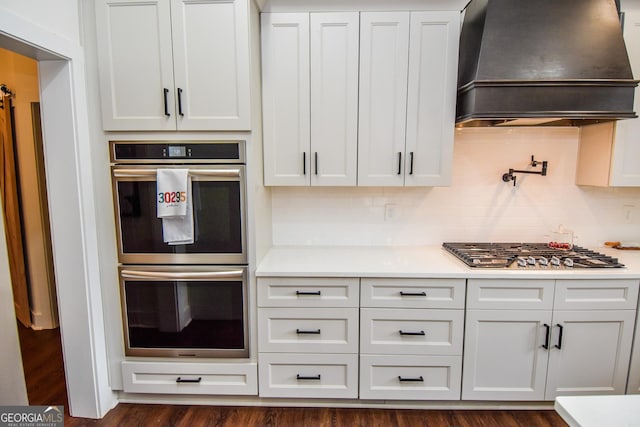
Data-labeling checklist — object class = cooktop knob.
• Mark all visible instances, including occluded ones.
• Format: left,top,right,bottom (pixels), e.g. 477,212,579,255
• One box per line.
564,258,574,268
538,256,549,266
527,256,537,266
516,257,527,267
550,256,561,266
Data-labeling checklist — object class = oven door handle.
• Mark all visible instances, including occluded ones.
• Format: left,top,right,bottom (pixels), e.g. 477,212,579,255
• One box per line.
112,168,241,178
120,269,245,280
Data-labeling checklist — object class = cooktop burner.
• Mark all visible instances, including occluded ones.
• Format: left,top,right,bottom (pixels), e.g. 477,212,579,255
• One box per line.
442,242,625,269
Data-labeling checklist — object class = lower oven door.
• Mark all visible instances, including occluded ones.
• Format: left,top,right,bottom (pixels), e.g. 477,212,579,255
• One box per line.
112,165,246,264
119,265,248,358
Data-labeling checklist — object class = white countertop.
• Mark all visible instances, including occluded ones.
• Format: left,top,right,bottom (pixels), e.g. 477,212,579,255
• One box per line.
256,245,640,279
555,395,640,427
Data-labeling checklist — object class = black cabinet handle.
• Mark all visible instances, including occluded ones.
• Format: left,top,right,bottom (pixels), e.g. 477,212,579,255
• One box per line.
409,152,414,175
400,291,427,297
397,152,402,175
296,374,321,381
542,323,551,349
296,328,321,335
176,377,201,383
314,152,318,175
163,88,170,117
399,330,425,336
303,152,306,175
398,376,424,382
177,88,184,116
554,324,564,349
296,290,321,296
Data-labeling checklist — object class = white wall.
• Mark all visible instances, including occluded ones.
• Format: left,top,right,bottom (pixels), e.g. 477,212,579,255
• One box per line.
0,0,117,418
272,127,640,247
0,0,79,43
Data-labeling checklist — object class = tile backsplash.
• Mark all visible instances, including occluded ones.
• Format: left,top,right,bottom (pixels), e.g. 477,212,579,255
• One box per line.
272,127,640,247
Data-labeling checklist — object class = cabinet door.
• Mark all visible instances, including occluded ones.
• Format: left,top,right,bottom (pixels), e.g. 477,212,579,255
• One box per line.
462,310,552,401
404,11,459,186
545,310,636,399
310,13,359,186
610,11,640,186
628,308,640,394
358,12,410,186
262,13,311,186
170,0,250,130
95,0,176,130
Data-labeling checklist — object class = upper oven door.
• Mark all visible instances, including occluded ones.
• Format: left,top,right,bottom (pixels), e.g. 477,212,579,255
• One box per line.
112,165,246,264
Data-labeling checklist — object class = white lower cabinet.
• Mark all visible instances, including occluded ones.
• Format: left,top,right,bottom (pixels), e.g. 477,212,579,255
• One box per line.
628,301,640,394
257,277,359,398
359,278,465,400
462,279,639,401
258,353,358,398
121,361,257,395
360,355,461,400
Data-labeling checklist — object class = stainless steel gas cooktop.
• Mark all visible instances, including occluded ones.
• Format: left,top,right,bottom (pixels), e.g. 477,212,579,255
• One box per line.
442,242,624,269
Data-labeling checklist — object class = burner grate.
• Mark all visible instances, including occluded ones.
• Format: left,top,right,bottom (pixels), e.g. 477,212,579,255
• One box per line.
442,242,624,269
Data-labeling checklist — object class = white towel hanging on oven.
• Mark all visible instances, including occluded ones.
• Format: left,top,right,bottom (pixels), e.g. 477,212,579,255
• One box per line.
157,169,194,245
157,169,189,217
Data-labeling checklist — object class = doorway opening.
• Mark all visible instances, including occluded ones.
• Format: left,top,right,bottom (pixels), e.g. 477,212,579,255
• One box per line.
0,47,65,408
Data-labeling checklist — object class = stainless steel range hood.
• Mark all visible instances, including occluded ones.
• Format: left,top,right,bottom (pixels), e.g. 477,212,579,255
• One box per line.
456,0,639,127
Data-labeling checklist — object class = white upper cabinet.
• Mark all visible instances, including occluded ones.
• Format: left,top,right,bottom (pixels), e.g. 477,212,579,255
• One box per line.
262,13,310,186
310,13,360,186
405,11,459,186
96,0,251,131
358,11,459,186
357,12,410,187
262,10,460,187
262,12,359,186
576,11,640,186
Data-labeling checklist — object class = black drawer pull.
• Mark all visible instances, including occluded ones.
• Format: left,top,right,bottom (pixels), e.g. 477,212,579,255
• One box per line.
176,377,201,383
542,323,551,350
296,374,321,381
303,152,306,175
296,290,321,296
399,330,426,336
163,88,170,117
554,324,564,350
399,291,427,297
398,376,424,382
296,328,321,335
177,87,184,116
409,151,414,175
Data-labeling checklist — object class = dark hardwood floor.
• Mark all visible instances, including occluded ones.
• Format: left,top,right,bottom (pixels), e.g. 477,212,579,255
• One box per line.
17,323,568,426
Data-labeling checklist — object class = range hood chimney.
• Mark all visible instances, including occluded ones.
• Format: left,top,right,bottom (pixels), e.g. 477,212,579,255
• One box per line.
456,0,638,127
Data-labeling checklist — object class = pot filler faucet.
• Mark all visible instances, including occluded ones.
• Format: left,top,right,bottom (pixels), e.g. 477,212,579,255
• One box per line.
502,155,548,186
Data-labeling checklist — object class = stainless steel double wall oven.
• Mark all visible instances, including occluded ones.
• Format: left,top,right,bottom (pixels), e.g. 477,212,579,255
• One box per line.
111,141,248,358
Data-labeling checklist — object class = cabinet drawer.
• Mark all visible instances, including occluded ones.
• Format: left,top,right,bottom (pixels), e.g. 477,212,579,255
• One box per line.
554,280,639,310
259,353,358,398
361,278,465,309
258,277,359,307
360,308,463,355
258,308,358,353
121,361,257,395
360,355,461,400
467,279,555,310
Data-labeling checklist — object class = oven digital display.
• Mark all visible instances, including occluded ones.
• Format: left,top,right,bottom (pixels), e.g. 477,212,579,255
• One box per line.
167,146,187,157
